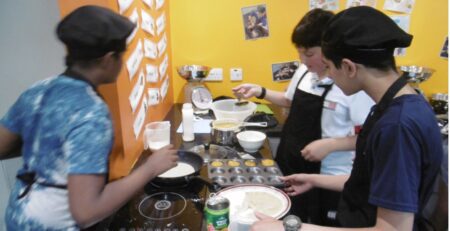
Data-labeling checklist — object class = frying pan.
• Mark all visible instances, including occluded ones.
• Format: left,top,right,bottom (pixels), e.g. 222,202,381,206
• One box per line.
152,150,220,191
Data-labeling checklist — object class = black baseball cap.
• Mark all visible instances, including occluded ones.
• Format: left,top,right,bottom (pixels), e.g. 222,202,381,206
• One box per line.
57,5,135,60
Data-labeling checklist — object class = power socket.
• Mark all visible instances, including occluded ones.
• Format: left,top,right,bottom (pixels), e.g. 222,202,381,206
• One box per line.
230,68,243,81
204,68,223,81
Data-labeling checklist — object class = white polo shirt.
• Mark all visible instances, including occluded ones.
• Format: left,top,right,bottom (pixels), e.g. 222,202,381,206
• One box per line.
285,64,374,175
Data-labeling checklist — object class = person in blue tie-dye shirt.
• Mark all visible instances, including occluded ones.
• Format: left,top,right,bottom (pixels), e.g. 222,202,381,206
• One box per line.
0,6,178,230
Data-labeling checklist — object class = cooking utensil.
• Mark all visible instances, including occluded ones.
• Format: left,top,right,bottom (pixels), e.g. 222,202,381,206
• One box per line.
177,65,210,81
208,159,284,187
236,130,267,153
189,143,238,163
235,98,249,106
211,99,257,121
152,150,220,191
210,119,267,146
216,184,291,229
399,65,434,83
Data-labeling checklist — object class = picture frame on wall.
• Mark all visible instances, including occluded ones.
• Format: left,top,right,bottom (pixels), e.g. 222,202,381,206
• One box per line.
241,4,269,40
440,37,448,59
272,61,300,82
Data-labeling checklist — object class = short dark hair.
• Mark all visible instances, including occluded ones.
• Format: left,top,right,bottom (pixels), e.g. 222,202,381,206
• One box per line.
291,8,334,48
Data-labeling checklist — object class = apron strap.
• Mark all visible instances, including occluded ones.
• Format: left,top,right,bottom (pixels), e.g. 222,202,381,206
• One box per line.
16,172,67,199
358,74,408,150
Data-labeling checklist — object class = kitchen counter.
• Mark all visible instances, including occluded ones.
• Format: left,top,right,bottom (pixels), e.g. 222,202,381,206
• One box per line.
94,103,286,230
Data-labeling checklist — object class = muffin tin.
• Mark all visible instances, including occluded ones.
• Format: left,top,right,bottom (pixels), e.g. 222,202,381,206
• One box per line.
207,158,284,188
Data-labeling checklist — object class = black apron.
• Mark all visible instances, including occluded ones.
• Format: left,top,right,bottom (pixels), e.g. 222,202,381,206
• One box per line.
337,75,409,227
275,71,333,223
16,69,108,200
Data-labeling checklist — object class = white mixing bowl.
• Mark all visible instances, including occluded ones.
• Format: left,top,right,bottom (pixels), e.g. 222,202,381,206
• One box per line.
236,130,266,153
211,99,256,122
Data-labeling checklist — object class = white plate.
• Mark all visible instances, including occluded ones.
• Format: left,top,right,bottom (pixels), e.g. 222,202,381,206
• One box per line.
216,184,291,225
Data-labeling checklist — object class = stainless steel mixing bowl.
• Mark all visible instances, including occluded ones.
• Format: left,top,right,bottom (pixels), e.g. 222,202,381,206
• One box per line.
177,65,210,81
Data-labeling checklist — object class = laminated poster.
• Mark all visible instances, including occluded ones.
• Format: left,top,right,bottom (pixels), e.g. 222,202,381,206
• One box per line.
118,0,133,14
144,38,158,59
126,8,140,44
141,9,156,36
133,96,148,139
160,75,169,101
241,4,269,40
156,13,166,36
309,0,339,11
383,0,415,14
146,64,159,83
126,40,144,80
155,0,165,10
143,0,154,9
147,88,160,106
390,15,410,56
346,0,376,8
159,54,168,77
129,71,145,113
157,33,167,57
272,61,300,82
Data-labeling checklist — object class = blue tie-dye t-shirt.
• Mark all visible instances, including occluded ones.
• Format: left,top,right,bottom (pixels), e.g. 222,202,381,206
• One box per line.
1,75,114,230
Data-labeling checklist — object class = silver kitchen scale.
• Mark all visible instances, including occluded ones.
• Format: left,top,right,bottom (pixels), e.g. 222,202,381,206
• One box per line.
177,65,213,114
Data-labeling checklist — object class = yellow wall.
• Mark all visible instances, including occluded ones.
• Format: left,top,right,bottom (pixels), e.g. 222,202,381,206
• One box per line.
169,0,448,102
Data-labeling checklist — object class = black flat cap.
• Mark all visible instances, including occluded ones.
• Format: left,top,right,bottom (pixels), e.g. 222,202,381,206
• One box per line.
57,5,135,60
322,6,413,64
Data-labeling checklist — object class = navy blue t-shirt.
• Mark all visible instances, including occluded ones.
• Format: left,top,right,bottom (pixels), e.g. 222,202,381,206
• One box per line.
367,95,443,213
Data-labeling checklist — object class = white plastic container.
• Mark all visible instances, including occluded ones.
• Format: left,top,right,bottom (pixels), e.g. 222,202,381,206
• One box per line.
182,103,195,142
211,99,257,121
144,121,171,151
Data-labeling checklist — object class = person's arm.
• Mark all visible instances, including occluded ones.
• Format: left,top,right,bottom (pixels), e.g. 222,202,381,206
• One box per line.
301,136,357,162
281,173,349,194
68,145,178,228
251,207,414,231
0,125,22,158
232,83,291,107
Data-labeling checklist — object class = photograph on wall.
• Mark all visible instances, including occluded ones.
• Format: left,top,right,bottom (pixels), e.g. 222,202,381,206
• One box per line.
272,61,300,82
241,4,269,40
440,37,448,58
346,0,376,8
390,15,411,56
383,0,415,14
309,0,339,11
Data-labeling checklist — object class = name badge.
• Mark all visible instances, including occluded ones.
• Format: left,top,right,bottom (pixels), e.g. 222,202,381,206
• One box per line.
323,100,337,110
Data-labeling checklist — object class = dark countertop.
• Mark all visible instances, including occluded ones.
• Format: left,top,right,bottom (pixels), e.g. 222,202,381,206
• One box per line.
94,103,287,230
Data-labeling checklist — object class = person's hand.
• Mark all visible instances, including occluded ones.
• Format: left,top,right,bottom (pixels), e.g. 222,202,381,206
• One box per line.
146,144,178,176
280,174,314,196
232,83,262,99
249,212,283,231
301,138,333,162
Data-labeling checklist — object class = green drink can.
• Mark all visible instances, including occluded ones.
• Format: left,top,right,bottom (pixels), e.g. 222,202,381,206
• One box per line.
205,194,230,231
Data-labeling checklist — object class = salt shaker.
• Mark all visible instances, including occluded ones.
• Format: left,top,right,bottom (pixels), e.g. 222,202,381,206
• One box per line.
182,103,195,142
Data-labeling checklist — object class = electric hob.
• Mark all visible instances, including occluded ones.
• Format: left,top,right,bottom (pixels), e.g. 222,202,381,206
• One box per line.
104,178,208,231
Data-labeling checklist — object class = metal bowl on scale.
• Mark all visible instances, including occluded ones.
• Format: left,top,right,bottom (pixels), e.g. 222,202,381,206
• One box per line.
177,65,210,82
399,65,434,83
177,65,213,112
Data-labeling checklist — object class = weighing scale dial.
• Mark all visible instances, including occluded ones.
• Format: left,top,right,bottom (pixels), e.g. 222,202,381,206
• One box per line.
191,87,212,110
